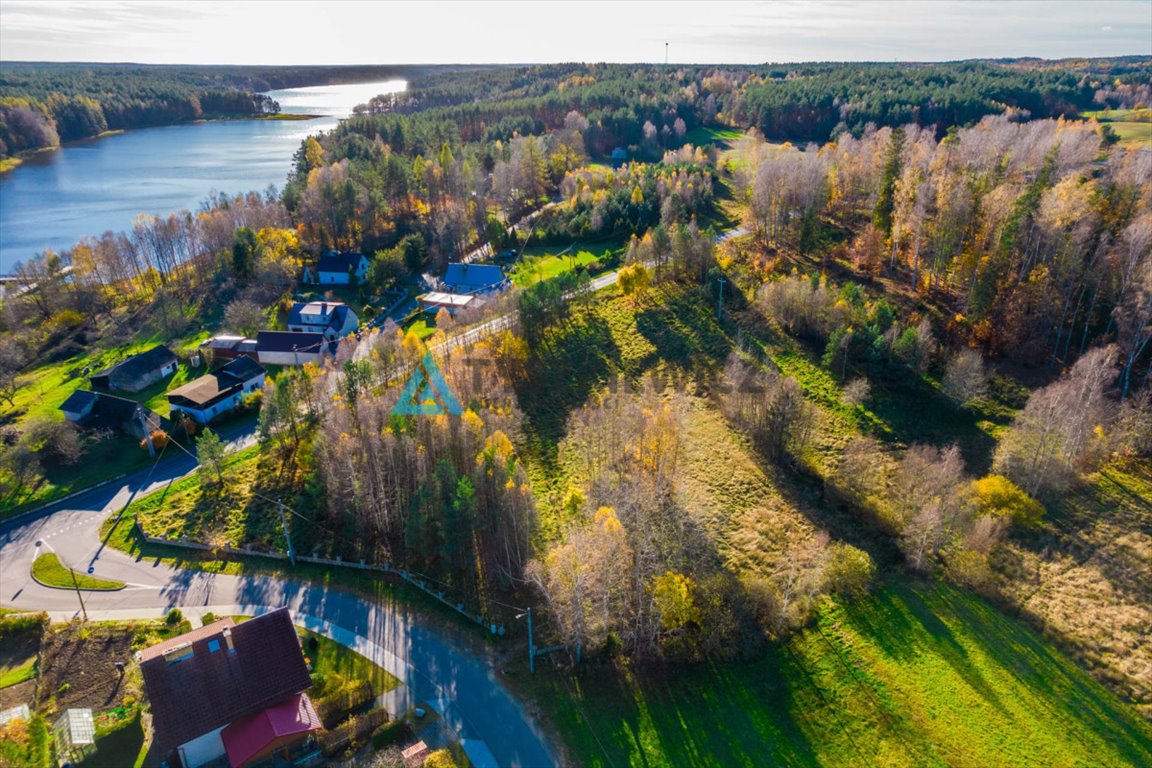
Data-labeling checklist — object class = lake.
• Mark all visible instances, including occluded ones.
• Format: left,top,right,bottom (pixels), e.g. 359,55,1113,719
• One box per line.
0,80,406,275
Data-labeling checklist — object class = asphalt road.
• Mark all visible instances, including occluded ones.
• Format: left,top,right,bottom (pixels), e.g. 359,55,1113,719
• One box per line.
0,225,751,765
0,425,556,768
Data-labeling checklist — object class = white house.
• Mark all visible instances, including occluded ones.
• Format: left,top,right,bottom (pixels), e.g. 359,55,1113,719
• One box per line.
166,356,266,425
302,251,370,285
286,301,359,341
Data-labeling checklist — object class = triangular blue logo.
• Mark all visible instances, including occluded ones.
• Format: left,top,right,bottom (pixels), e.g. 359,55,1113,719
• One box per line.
393,351,462,415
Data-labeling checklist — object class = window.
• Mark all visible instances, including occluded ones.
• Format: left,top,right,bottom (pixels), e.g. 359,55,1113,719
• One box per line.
207,639,221,653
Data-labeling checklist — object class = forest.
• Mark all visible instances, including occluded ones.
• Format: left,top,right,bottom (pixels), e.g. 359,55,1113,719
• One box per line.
1,56,1150,765
0,62,470,160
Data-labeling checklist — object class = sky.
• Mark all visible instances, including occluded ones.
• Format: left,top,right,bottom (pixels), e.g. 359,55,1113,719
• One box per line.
0,0,1149,65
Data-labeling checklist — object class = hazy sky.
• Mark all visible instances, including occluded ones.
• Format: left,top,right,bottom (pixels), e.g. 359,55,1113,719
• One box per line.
1,0,1149,65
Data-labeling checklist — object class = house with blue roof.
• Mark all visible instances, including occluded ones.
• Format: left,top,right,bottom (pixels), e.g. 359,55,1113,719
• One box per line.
442,263,508,295
302,251,369,285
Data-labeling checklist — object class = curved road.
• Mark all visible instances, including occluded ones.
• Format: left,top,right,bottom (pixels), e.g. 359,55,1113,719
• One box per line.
0,429,556,768
1,227,749,765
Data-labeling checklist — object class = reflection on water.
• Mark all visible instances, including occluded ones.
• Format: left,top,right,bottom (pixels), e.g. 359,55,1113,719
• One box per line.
0,80,405,274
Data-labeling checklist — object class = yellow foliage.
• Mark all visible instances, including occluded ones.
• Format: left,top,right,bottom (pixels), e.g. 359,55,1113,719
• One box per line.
594,506,623,534
462,409,485,434
650,571,700,631
972,474,1045,526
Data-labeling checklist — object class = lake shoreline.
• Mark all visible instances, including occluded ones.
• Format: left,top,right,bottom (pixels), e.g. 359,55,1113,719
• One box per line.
0,115,322,175
1,79,406,271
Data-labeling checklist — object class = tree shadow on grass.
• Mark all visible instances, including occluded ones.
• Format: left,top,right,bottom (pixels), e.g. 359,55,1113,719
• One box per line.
516,313,620,466
559,653,821,768
633,286,732,375
836,584,1010,719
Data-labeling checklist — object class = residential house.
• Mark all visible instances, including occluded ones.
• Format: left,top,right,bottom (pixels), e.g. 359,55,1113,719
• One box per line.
58,390,162,439
256,331,333,366
441,263,508,295
89,345,177,393
199,335,259,363
166,356,266,425
139,610,322,768
419,291,485,317
302,250,370,285
286,301,359,341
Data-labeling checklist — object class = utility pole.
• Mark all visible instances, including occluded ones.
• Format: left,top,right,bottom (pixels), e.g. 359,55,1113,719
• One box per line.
277,499,296,566
717,273,725,319
69,567,88,622
665,42,669,66
516,607,535,673
138,408,154,457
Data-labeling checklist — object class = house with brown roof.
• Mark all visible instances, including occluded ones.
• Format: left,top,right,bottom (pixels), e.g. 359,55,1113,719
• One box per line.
139,609,321,768
167,356,266,425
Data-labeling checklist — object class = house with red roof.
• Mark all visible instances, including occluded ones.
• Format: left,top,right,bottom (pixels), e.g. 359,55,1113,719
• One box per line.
139,609,322,768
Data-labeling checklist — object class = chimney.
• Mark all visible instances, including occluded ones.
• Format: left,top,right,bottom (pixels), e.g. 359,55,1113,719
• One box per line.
223,626,235,653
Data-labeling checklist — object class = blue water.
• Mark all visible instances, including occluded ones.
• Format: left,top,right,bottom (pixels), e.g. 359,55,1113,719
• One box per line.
0,80,406,274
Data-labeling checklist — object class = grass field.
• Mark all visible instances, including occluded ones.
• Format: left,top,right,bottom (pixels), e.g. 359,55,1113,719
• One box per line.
685,127,746,146
1084,109,1152,148
31,553,125,590
526,581,1152,768
512,241,623,287
0,616,42,690
994,458,1152,718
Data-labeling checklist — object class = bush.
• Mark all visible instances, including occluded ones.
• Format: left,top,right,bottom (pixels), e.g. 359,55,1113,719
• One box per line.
424,749,460,768
141,429,169,452
313,675,374,728
824,543,875,597
370,719,411,749
200,612,216,626
972,474,1045,527
317,707,388,757
165,608,183,626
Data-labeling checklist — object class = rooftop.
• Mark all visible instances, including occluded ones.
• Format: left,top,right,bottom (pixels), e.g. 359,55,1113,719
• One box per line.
140,609,313,756
167,356,265,408
316,250,366,274
422,291,479,307
256,330,331,355
443,263,506,292
91,345,176,382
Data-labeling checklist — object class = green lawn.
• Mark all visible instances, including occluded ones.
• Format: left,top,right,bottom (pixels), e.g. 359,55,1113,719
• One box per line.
685,127,745,147
31,552,125,590
5,338,165,428
0,617,40,690
2,434,153,520
511,241,622,287
526,581,1152,768
78,710,147,768
301,626,402,695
